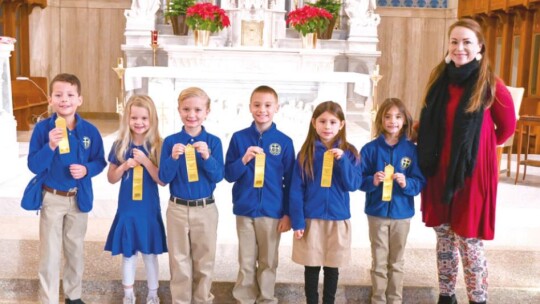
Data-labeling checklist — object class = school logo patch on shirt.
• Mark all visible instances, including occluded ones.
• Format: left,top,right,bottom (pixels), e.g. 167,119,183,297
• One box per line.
269,143,281,156
82,136,91,149
400,157,411,170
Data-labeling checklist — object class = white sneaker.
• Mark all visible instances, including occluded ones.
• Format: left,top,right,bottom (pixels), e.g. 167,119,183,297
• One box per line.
123,295,136,304
146,296,160,304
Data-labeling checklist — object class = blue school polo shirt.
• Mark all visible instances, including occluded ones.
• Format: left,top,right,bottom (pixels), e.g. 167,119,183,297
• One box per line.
159,126,224,200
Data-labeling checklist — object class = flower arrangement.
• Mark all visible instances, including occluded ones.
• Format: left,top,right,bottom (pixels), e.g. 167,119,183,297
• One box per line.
311,0,341,18
164,0,196,17
286,5,333,36
186,2,231,33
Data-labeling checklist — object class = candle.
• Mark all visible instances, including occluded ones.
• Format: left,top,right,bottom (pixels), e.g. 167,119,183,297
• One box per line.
117,57,123,68
151,30,158,45
374,64,379,76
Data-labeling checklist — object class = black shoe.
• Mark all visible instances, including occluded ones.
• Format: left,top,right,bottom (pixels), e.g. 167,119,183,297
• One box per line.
438,294,457,304
65,299,85,304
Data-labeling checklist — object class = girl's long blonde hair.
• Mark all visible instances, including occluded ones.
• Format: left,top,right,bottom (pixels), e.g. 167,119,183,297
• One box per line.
423,18,496,112
115,95,162,165
374,98,414,140
297,101,359,180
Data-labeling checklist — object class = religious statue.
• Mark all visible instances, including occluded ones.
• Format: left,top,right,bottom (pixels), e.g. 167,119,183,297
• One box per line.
125,0,160,18
345,0,380,28
124,0,161,30
345,0,376,20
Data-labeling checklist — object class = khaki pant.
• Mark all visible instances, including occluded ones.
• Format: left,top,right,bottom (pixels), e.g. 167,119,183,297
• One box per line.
166,201,218,304
233,216,281,304
39,192,88,304
368,215,411,304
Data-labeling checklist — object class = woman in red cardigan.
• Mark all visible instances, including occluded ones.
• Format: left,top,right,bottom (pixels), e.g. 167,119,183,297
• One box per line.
417,19,516,304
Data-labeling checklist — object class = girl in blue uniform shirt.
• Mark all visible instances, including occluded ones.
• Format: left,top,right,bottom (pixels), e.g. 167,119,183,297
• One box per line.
104,95,167,304
289,101,362,304
359,98,425,304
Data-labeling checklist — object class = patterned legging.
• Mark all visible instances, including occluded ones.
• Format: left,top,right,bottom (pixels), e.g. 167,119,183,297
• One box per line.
434,224,488,303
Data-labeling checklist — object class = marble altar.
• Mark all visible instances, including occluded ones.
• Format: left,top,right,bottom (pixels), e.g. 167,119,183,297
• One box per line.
121,0,380,144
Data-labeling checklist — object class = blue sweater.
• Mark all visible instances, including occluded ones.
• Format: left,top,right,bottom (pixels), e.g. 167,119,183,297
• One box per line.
225,122,295,219
289,141,362,231
159,126,224,199
26,113,106,212
359,135,425,219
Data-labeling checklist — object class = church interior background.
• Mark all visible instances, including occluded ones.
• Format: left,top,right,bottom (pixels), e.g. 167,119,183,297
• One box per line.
0,0,539,302
3,0,538,162
0,1,538,225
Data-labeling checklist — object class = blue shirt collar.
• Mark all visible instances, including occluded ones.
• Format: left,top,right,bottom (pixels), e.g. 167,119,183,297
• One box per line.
180,126,208,144
249,121,276,136
376,134,405,148
48,112,82,128
48,113,84,139
315,139,340,150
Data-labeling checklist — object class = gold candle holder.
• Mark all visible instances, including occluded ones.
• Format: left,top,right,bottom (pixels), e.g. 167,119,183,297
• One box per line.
370,64,383,138
151,43,159,66
112,57,126,116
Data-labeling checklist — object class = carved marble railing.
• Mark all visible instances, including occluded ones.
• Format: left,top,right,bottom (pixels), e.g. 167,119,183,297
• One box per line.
123,66,371,150
0,43,19,183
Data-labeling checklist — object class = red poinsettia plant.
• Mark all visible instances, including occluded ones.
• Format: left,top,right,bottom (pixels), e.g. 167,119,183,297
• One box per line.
286,5,333,36
186,2,231,33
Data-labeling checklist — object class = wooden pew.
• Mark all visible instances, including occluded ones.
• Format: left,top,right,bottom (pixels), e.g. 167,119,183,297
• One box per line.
518,96,540,154
11,77,49,131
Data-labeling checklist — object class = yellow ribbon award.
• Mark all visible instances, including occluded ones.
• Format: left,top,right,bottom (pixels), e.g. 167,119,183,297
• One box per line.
253,153,266,188
185,144,199,182
55,117,70,154
382,164,394,202
132,165,143,201
321,150,334,188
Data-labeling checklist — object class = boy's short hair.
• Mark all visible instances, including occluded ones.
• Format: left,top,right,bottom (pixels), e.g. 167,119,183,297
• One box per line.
178,87,211,110
250,85,278,103
49,73,82,96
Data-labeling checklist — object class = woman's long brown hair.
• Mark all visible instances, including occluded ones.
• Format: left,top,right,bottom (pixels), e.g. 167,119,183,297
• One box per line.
422,18,496,113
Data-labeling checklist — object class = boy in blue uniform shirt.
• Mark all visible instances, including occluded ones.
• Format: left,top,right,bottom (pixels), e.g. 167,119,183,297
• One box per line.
225,85,295,304
23,73,106,304
159,87,224,303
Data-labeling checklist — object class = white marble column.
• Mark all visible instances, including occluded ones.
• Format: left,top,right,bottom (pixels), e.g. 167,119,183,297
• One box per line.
0,43,20,184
